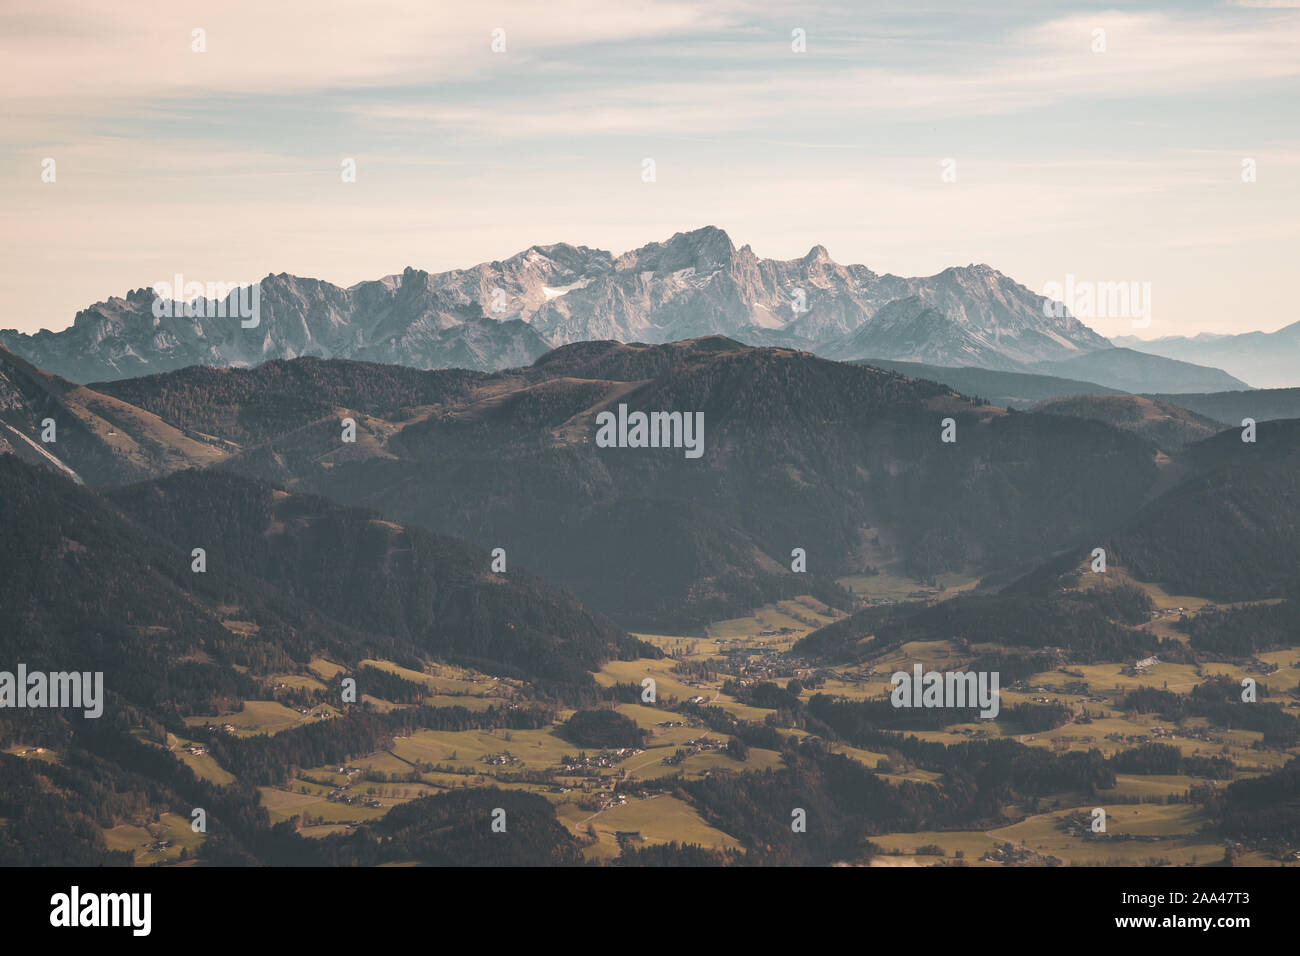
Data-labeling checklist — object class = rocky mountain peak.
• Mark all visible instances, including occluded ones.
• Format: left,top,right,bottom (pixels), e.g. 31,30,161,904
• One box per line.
0,228,1240,391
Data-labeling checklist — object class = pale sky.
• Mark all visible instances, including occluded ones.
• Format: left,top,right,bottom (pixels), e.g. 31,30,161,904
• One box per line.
2,0,1298,339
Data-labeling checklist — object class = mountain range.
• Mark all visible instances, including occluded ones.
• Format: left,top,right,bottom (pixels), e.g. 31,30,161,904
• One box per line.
0,227,1251,393
1115,320,1300,390
11,327,1295,665
1,335,1169,630
5,330,1300,868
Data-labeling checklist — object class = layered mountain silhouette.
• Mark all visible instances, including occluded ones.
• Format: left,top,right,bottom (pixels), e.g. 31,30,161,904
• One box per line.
71,338,1167,630
5,332,1300,867
11,333,1283,631
1116,320,1300,389
0,227,1247,392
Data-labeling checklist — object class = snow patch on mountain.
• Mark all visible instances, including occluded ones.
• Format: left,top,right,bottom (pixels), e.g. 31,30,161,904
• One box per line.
1,226,1244,389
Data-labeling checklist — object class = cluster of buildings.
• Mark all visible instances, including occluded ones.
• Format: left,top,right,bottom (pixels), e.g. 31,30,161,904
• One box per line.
660,736,728,766
1125,656,1161,676
559,748,641,773
980,843,1064,867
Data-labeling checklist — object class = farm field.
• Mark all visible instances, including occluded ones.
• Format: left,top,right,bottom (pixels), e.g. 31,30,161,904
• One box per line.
557,794,741,862
595,659,712,704
183,699,338,737
359,659,517,700
257,785,392,826
102,812,205,865
984,804,1232,866
869,829,1000,861
2,744,60,764
54,561,1297,869
391,726,583,773
172,743,236,785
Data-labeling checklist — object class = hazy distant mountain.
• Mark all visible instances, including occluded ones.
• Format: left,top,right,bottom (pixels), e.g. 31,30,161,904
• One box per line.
1115,320,1300,388
0,226,1242,392
853,342,1247,397
852,359,1123,407
1029,347,1247,394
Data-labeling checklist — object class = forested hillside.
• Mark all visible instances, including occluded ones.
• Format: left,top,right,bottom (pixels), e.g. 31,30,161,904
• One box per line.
81,340,1167,629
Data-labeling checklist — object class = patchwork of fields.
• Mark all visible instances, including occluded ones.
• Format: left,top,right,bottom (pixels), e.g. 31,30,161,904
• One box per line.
24,565,1290,868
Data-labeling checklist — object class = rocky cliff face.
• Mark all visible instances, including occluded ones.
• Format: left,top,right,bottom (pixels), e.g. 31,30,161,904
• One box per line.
1,225,1117,382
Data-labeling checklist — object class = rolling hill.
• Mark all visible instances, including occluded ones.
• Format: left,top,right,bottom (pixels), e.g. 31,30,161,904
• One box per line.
91,338,1166,630
0,456,647,702
0,344,226,485
1028,394,1224,452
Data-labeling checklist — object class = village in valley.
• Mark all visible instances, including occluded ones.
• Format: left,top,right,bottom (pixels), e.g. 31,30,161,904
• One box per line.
18,554,1287,868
